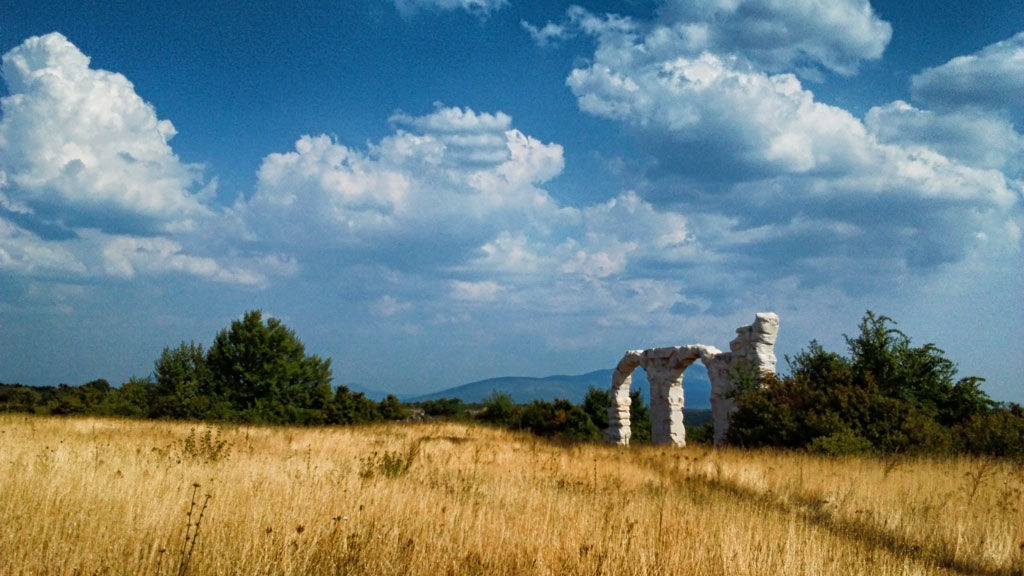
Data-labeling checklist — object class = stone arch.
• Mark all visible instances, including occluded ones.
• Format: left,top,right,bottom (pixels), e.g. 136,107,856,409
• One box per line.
604,345,718,446
604,313,779,447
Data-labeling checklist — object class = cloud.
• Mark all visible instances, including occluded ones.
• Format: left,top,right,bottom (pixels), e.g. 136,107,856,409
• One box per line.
521,20,572,48
556,6,1021,302
911,32,1024,114
100,235,267,285
655,0,892,75
866,101,1024,173
239,105,727,345
0,33,276,286
243,105,568,265
528,1,890,76
565,190,696,273
451,279,503,302
456,190,705,325
0,33,210,234
568,51,878,179
371,295,413,317
0,215,85,276
237,91,1016,351
391,0,508,19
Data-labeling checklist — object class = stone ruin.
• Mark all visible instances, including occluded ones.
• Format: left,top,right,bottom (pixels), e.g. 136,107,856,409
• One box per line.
605,312,779,447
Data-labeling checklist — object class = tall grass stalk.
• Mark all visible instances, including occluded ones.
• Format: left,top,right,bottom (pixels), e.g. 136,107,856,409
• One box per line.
0,414,1020,575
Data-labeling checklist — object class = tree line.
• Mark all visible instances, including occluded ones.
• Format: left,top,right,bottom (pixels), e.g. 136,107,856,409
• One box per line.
0,311,405,425
0,309,651,439
1,310,1021,458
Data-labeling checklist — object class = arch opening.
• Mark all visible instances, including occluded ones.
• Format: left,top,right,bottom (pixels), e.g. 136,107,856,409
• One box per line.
605,313,779,447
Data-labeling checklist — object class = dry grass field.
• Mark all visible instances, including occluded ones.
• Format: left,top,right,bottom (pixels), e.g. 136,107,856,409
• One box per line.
0,414,1021,576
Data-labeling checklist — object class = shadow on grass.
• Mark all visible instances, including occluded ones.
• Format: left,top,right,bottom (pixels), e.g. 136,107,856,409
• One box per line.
653,457,1019,576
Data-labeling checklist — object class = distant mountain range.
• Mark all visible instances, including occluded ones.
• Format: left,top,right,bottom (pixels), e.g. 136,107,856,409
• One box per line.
341,365,713,408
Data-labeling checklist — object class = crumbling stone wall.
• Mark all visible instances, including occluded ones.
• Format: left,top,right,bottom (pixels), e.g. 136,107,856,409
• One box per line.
605,312,779,447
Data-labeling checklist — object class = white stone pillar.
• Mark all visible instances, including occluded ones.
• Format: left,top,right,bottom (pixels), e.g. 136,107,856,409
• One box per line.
703,351,734,447
644,347,686,447
751,312,779,374
709,312,780,446
605,351,642,445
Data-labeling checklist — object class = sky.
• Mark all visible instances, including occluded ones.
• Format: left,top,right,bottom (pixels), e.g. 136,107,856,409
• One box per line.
0,0,1021,403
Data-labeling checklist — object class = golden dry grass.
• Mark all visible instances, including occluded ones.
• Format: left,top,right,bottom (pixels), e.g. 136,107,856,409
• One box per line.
0,414,1021,575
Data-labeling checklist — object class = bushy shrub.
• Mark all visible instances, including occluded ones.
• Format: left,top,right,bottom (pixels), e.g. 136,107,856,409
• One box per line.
518,399,599,441
420,397,466,419
807,429,874,456
729,311,1000,457
479,391,519,427
957,404,1024,459
0,384,43,413
327,386,381,425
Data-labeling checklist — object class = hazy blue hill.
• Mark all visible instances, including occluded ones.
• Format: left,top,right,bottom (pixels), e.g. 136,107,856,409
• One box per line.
408,370,613,404
406,365,713,408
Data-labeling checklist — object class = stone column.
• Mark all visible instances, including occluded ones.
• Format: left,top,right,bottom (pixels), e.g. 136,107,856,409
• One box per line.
751,312,780,374
643,347,686,446
708,312,780,446
605,351,642,445
729,312,779,375
702,350,734,447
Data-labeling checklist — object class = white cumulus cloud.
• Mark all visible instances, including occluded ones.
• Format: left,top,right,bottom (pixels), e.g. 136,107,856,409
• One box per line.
656,0,892,75
0,32,210,234
551,5,1022,303
866,101,1024,173
911,31,1024,114
244,106,568,258
0,33,280,286
529,1,890,76
101,235,266,285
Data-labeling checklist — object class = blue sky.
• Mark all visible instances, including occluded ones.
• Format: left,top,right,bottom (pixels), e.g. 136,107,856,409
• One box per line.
1,0,1021,403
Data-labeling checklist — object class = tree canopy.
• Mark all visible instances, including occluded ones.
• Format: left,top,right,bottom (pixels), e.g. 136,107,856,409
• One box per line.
206,310,333,423
727,311,1012,456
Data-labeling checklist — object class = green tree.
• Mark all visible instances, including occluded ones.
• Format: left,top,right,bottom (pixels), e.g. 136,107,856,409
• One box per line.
80,379,112,413
378,394,408,421
479,391,518,426
518,398,599,441
327,386,380,424
845,311,989,425
153,341,215,419
111,377,158,418
206,310,333,423
0,384,42,413
786,341,852,387
729,311,988,455
582,387,610,431
629,390,652,444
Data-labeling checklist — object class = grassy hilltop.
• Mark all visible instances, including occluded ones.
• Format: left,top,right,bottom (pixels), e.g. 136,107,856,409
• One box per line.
1,414,1021,576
